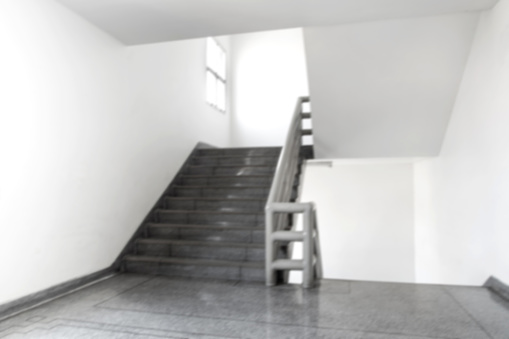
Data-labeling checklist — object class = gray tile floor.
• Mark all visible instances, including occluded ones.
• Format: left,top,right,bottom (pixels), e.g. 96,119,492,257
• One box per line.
1,273,508,338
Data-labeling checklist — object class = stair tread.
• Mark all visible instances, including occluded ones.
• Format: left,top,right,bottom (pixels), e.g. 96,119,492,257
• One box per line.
137,238,264,248
124,255,264,268
146,223,264,231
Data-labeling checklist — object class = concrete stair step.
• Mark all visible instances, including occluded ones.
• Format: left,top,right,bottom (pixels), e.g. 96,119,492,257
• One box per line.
171,185,270,198
197,147,280,157
191,155,279,166
135,239,264,261
179,175,273,187
186,165,276,176
163,197,265,212
124,255,265,282
146,223,264,243
155,209,264,225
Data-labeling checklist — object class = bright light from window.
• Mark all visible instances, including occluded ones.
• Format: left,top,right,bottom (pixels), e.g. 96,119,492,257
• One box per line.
206,38,226,112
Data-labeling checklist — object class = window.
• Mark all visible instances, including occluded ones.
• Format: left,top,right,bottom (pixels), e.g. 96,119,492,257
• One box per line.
206,37,226,112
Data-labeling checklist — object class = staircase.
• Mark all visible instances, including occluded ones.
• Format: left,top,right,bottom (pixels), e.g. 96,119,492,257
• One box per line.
122,146,281,282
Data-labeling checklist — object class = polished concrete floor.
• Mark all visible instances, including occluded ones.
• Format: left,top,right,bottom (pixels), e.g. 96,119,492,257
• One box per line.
1,273,508,339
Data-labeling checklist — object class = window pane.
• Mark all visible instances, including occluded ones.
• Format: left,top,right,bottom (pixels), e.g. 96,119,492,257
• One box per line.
206,70,216,105
218,50,226,79
212,40,219,72
206,38,215,69
207,38,226,80
217,80,226,111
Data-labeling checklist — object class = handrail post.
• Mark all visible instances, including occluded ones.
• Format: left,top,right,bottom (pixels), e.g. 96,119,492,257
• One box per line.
302,203,313,288
313,209,323,279
265,205,276,286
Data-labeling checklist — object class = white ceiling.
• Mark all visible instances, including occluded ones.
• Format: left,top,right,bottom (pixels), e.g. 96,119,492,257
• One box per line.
56,0,498,45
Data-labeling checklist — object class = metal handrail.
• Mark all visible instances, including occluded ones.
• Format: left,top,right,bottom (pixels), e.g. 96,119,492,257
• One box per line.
265,96,322,288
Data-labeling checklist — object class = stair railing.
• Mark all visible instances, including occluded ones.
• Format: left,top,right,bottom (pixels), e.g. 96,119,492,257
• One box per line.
265,96,322,288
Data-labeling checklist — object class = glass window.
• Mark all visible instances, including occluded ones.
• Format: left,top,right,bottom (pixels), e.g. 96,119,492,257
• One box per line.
206,38,226,112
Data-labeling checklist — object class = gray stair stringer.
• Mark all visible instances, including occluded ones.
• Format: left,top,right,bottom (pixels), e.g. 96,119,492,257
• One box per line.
121,146,281,282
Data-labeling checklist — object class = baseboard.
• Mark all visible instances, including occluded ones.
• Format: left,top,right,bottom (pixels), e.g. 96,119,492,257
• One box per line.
484,276,509,302
0,267,116,321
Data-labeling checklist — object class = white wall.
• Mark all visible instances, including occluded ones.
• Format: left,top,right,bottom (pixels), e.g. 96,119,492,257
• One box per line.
0,0,230,305
126,36,232,183
230,28,309,147
0,0,128,305
304,13,480,158
293,160,416,283
414,0,509,286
